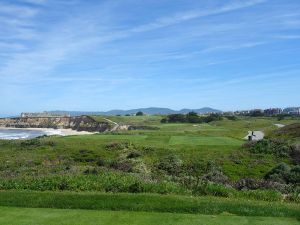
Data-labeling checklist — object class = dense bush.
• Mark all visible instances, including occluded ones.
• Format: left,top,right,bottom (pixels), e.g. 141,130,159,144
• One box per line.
265,163,290,183
265,163,300,185
0,174,185,194
127,151,142,159
83,166,99,175
105,142,128,151
110,160,134,173
290,145,300,165
202,114,223,123
271,123,300,138
128,126,160,130
166,114,187,123
160,118,167,123
225,115,238,121
156,154,183,176
135,111,144,116
289,166,300,184
186,112,202,123
202,171,229,185
235,178,288,193
18,138,56,149
72,150,102,163
246,139,292,157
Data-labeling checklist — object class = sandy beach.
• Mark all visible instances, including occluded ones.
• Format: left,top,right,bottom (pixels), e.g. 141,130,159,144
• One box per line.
0,127,96,137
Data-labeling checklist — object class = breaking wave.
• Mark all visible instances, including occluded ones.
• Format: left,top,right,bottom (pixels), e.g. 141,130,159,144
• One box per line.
0,129,63,140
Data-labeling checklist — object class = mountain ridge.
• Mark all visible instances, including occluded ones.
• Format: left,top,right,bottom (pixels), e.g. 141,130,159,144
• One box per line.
47,107,221,116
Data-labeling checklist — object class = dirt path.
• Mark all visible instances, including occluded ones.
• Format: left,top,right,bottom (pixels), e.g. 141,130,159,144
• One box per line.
103,118,119,131
274,124,285,128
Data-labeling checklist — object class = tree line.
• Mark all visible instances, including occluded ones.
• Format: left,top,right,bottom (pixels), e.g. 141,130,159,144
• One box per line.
161,112,224,123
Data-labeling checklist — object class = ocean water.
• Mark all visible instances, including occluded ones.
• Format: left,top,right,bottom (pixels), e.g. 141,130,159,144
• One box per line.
0,129,62,140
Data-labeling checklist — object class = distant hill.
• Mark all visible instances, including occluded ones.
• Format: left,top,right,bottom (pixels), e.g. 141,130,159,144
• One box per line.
48,107,221,116
179,107,221,114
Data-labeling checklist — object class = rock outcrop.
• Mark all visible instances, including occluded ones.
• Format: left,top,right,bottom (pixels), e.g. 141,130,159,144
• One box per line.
0,116,109,132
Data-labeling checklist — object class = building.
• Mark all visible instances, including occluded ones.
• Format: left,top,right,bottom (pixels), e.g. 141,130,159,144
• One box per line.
264,108,282,116
234,110,251,115
283,107,300,115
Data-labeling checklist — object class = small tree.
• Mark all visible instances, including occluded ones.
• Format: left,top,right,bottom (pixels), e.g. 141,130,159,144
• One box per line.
277,114,285,121
167,114,186,123
136,111,144,116
186,112,201,123
160,118,167,123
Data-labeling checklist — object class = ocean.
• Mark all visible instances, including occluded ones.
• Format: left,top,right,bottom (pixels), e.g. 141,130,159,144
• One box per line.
0,128,62,140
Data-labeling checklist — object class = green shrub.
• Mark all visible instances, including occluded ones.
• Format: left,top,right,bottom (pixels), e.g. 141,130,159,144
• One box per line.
127,151,142,159
225,115,238,121
186,112,201,123
136,111,144,116
83,167,99,175
72,150,101,163
160,118,167,123
246,139,292,157
265,163,291,183
110,160,134,172
156,154,182,176
290,145,300,165
286,187,300,203
0,173,185,195
202,114,223,123
288,166,300,184
20,139,42,147
265,163,300,186
105,142,127,151
128,182,144,193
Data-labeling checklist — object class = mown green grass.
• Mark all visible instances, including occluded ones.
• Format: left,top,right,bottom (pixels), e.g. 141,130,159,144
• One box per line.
93,115,163,126
0,206,299,225
169,136,243,146
0,191,299,218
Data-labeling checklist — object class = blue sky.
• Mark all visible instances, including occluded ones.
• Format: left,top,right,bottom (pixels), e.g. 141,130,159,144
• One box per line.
0,0,300,116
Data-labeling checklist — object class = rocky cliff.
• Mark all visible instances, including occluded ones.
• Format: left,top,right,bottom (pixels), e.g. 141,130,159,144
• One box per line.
0,116,109,132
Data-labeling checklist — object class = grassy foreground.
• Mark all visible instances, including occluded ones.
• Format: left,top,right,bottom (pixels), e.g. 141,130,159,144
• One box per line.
0,206,299,225
0,191,299,218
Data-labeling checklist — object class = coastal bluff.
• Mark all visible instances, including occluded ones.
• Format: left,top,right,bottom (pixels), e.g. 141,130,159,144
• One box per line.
0,116,109,132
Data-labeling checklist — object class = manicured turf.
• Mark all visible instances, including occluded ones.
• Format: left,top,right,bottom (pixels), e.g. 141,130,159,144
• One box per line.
66,134,148,141
0,206,299,225
0,191,299,218
169,136,244,146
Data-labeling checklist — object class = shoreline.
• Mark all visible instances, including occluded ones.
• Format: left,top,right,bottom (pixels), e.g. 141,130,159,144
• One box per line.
0,127,96,136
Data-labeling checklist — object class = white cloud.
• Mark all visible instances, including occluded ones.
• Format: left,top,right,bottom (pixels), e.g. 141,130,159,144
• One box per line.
0,2,39,18
130,0,267,33
21,0,47,4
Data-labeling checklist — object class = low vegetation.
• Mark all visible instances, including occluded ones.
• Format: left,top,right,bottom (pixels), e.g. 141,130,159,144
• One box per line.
0,115,299,223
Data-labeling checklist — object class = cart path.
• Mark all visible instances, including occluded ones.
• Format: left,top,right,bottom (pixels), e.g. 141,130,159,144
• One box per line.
244,131,264,141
